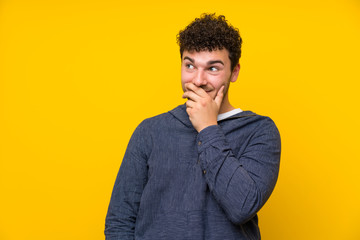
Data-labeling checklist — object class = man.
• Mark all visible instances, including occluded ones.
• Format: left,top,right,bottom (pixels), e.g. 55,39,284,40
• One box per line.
105,13,281,240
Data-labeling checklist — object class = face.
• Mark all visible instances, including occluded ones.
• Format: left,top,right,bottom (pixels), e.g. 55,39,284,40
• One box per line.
181,49,240,101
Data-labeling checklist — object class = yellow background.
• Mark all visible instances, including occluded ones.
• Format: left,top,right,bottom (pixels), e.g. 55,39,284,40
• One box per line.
1,0,359,239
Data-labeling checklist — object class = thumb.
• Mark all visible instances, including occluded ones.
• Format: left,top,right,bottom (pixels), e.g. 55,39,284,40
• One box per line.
214,85,225,107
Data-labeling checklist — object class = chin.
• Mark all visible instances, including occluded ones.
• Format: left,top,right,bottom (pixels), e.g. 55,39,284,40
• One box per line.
208,92,216,100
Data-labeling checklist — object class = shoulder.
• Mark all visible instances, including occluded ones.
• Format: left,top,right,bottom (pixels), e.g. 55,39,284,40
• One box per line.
250,112,280,137
245,112,281,147
254,113,279,134
252,112,278,130
223,110,278,128
136,105,182,133
225,110,280,139
138,111,173,130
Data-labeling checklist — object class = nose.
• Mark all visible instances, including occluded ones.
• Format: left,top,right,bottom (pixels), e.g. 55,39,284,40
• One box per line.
192,69,207,87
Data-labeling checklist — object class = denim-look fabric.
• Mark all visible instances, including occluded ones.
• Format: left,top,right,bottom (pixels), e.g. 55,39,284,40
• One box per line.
105,104,281,240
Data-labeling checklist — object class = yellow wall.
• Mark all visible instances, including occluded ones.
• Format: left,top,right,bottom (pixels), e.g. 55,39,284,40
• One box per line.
1,0,359,239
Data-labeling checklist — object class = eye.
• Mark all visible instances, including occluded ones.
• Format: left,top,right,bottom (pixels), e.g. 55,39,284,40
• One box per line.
209,66,218,72
186,64,195,69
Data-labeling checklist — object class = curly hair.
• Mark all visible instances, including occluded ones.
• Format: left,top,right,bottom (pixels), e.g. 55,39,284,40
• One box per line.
177,13,242,70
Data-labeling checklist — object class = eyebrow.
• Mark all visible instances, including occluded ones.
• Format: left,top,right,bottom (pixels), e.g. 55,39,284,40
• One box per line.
183,56,194,63
183,56,224,66
208,60,224,66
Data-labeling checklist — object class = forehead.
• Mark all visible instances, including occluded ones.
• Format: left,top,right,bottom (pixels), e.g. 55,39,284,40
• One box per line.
182,49,230,63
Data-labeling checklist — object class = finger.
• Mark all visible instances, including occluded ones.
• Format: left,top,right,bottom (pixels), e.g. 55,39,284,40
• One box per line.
214,85,225,107
185,83,208,98
185,107,192,116
183,91,201,102
185,99,195,108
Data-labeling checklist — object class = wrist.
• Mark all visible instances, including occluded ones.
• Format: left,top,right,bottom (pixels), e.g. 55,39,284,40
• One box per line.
197,122,218,133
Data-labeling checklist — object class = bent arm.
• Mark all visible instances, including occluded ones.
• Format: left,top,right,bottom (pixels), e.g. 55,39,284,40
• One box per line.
197,118,281,225
105,121,151,240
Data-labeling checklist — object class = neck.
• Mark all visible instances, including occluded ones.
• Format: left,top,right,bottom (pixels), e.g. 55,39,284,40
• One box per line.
219,94,235,114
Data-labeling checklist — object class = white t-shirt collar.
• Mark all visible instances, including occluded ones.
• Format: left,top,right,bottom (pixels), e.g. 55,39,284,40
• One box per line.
217,108,243,121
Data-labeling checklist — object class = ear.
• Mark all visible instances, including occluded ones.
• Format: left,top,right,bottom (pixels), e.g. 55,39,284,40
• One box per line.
230,63,240,83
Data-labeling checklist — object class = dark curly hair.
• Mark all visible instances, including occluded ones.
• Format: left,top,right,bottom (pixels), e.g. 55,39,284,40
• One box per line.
177,13,242,70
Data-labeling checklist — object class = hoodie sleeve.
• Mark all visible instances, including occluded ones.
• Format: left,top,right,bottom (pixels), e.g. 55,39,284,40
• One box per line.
196,117,281,225
105,120,151,240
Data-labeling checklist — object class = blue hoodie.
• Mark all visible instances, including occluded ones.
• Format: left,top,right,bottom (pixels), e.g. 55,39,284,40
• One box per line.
105,104,281,240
